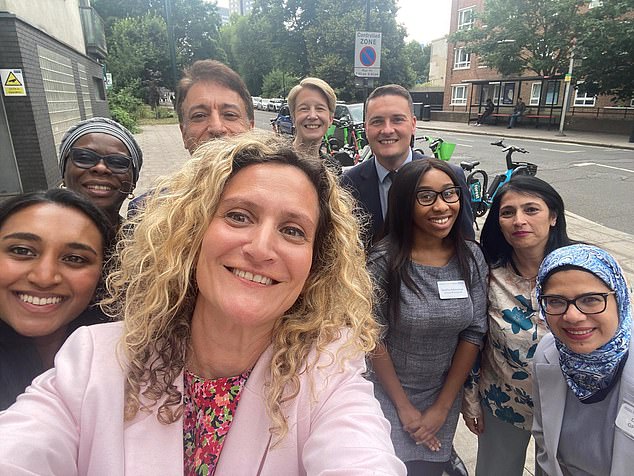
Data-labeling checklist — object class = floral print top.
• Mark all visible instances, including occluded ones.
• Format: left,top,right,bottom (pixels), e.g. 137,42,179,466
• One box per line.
183,368,251,476
462,264,548,430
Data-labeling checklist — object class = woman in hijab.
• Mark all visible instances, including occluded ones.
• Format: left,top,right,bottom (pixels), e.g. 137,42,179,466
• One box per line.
58,117,143,237
533,244,633,476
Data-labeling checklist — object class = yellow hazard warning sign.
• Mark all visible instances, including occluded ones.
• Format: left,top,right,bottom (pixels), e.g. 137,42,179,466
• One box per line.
1,69,27,96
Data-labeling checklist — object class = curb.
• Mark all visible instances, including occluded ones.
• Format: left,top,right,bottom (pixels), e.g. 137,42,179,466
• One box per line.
416,124,634,150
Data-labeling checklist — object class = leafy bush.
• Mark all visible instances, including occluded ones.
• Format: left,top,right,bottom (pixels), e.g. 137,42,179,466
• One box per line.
107,85,143,132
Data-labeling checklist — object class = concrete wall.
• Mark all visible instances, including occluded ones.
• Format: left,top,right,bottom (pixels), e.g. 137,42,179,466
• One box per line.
0,0,85,54
0,14,108,192
428,37,448,88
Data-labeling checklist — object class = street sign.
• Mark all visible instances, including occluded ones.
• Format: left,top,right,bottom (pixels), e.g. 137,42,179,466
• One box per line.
354,31,382,78
1,69,27,96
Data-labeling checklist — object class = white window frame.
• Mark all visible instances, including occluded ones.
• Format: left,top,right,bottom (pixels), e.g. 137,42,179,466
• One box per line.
529,83,542,106
451,85,468,105
453,48,471,69
574,84,596,107
457,7,475,30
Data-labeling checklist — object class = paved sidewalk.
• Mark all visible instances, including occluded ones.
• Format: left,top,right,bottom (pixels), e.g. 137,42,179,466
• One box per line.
416,119,634,150
132,123,633,476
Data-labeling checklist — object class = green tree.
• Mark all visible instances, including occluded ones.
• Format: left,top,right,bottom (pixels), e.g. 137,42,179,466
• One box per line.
450,0,585,77
261,69,300,97
575,0,634,101
107,13,170,98
403,40,430,84
94,0,226,89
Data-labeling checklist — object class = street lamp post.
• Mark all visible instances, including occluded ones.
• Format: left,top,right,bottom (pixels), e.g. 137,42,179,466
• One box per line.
558,47,575,136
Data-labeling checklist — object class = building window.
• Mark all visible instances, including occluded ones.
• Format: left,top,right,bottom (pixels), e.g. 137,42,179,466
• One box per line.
451,85,468,105
38,46,81,152
630,98,634,107
458,7,475,30
530,83,542,106
545,81,560,105
93,76,106,101
453,48,471,69
77,63,93,118
574,85,596,107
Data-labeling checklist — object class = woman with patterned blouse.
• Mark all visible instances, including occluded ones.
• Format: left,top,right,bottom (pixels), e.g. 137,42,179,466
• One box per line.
368,159,488,476
0,131,405,476
462,176,574,476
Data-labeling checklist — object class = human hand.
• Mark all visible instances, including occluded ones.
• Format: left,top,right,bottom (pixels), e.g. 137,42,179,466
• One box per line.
410,404,449,451
462,403,485,435
397,404,424,434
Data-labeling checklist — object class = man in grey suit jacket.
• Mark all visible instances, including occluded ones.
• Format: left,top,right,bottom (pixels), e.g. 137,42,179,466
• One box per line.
341,84,474,245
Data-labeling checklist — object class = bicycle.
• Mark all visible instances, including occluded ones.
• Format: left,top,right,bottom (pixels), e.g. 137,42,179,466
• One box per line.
321,117,369,167
413,136,457,161
459,139,538,221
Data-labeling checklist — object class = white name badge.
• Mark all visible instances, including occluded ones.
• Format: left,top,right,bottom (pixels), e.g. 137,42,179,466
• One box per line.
615,401,634,440
437,280,468,299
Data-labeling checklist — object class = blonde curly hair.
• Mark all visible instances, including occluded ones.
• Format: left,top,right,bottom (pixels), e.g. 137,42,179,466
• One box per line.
104,130,378,439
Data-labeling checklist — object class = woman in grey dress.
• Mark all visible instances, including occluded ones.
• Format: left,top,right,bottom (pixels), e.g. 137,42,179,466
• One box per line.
368,159,488,475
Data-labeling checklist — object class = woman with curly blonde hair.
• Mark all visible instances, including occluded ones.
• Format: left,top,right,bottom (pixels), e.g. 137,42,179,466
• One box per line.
0,130,405,476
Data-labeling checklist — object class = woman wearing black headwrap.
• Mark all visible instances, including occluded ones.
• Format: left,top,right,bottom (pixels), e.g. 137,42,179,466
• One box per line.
58,117,143,236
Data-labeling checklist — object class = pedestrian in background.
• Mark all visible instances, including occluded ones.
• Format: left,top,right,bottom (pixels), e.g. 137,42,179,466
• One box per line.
508,97,526,129
462,176,574,475
368,158,488,476
476,98,494,126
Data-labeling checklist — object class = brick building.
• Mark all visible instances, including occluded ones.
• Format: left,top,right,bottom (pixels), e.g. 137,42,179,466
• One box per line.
442,0,632,133
0,0,108,197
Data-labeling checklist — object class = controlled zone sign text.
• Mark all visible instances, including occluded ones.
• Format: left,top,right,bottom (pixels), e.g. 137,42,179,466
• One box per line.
354,31,382,78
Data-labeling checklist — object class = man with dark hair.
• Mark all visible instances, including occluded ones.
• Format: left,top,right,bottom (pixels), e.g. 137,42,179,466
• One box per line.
128,61,254,216
341,84,474,245
176,60,254,153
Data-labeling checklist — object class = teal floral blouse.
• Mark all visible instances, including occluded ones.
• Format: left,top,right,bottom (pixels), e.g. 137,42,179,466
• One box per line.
463,264,548,430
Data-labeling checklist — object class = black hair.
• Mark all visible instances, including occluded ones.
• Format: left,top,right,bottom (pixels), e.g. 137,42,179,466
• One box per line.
0,189,110,410
373,159,478,324
480,175,574,268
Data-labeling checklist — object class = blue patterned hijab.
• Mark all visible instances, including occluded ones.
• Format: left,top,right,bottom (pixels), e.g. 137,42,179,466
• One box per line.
536,244,631,401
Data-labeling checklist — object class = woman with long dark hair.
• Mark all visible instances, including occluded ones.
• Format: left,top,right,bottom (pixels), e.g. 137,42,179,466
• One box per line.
368,158,488,475
462,175,575,475
0,189,109,410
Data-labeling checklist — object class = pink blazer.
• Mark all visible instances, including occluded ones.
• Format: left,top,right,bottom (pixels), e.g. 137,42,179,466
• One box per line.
0,322,405,475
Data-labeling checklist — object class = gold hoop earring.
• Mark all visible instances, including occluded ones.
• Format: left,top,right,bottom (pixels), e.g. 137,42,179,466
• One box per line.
127,192,135,200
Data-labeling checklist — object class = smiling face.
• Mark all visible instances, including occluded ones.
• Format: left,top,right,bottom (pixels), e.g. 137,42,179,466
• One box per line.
180,81,253,154
542,269,619,354
293,87,333,146
499,191,556,256
0,203,103,339
62,133,133,220
413,167,460,243
194,163,319,335
365,94,417,169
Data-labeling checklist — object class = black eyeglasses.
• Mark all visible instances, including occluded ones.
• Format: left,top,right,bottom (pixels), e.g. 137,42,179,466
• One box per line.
69,148,132,174
539,292,616,316
416,186,461,206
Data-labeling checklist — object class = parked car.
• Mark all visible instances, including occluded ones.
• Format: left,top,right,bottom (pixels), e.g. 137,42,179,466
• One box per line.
334,103,364,124
270,104,294,136
252,96,262,109
259,98,271,111
268,98,284,112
